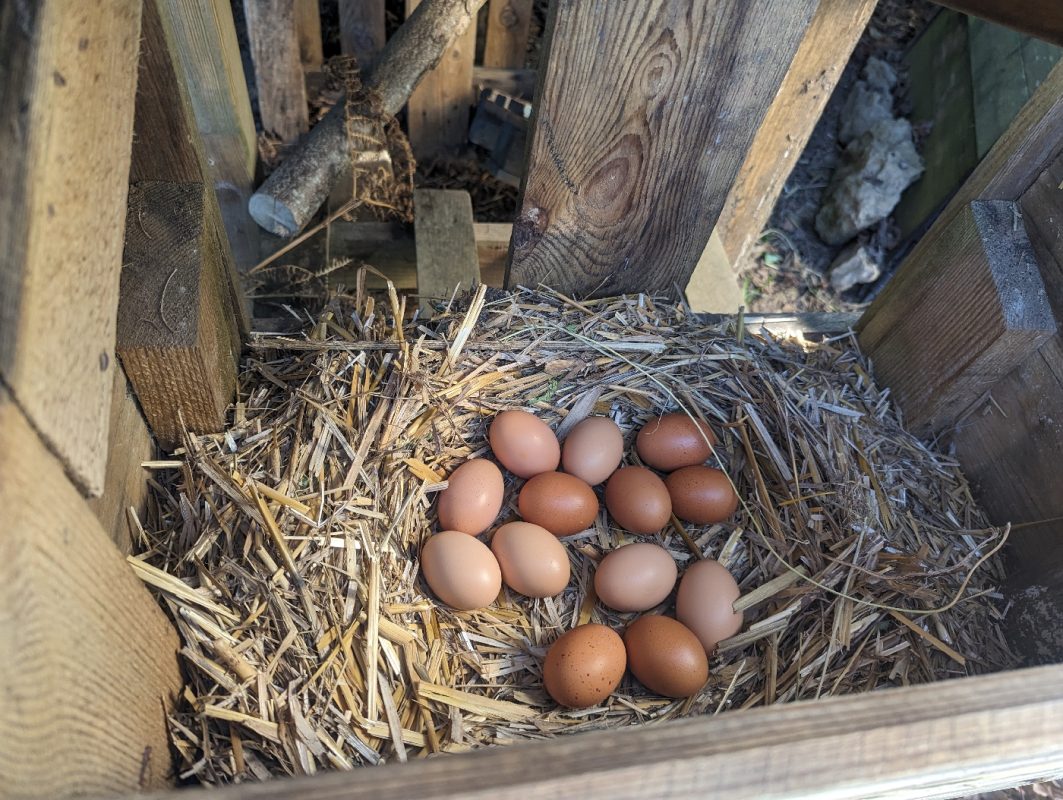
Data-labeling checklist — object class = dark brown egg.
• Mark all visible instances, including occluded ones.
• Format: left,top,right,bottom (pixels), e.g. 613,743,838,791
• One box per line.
624,615,709,698
561,416,624,486
543,624,627,708
518,472,598,536
665,466,739,524
604,466,671,534
675,559,743,653
636,412,717,471
437,459,504,535
489,410,560,478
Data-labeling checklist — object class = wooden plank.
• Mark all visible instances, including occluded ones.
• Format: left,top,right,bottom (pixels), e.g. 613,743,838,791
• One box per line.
483,0,533,69
934,0,1063,48
0,388,182,797
859,200,1055,435
119,182,241,449
415,189,481,309
506,0,817,298
339,0,387,70
405,0,477,157
0,0,143,496
129,663,1063,800
295,0,324,71
684,229,744,313
473,66,537,99
243,0,309,143
709,0,878,268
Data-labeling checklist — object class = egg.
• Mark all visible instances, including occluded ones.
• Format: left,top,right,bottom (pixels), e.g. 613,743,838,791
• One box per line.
518,472,598,536
594,542,677,612
636,412,717,471
665,466,739,524
437,459,504,535
561,416,624,485
490,521,570,598
675,559,743,653
489,410,561,478
543,624,627,708
624,615,709,698
604,466,672,534
420,530,502,611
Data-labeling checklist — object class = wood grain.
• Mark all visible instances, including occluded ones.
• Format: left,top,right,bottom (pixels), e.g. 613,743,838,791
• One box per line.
506,0,817,298
295,0,324,70
134,663,1063,800
859,201,1056,435
0,388,182,797
0,0,143,496
243,0,309,143
935,0,1063,47
405,0,477,157
340,0,387,70
415,189,482,310
483,0,533,69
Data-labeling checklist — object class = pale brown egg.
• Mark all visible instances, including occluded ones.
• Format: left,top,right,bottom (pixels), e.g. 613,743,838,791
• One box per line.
490,521,570,598
665,466,739,525
594,542,678,612
420,530,502,611
437,459,504,535
543,624,627,709
518,471,598,536
604,466,671,534
636,412,717,471
561,416,624,486
624,615,709,698
489,410,561,478
675,559,743,653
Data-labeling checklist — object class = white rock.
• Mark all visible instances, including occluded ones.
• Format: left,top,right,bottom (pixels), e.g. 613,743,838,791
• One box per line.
829,243,881,293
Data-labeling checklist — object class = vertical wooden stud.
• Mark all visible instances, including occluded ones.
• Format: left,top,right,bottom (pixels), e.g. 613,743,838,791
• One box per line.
295,0,325,71
243,0,309,143
483,0,533,69
415,189,481,310
340,0,387,71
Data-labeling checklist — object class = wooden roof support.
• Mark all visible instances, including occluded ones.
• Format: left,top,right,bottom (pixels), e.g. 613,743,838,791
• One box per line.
934,0,1063,48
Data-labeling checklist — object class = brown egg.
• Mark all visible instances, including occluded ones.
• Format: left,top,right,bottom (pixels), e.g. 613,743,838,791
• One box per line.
491,521,570,598
594,542,677,612
489,410,560,478
675,559,743,653
561,416,624,486
624,615,709,698
636,412,717,471
543,624,627,709
437,459,504,535
518,472,598,537
420,530,502,611
665,466,739,525
604,466,672,534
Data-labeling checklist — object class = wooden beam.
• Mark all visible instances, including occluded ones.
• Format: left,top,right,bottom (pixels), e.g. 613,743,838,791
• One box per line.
243,0,309,143
0,0,143,496
859,200,1055,435
483,0,533,69
414,189,481,310
124,663,1063,800
340,0,387,70
405,0,477,157
0,388,182,797
684,230,744,313
506,0,817,298
295,0,324,71
934,0,1063,48
473,66,537,99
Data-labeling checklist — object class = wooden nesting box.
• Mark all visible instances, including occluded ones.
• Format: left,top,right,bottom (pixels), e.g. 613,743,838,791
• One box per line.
3,1,1063,798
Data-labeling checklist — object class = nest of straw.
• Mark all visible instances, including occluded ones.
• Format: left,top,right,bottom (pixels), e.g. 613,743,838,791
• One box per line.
132,282,1014,784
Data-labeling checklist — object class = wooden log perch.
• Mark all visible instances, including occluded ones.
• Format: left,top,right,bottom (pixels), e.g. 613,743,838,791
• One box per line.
249,0,488,237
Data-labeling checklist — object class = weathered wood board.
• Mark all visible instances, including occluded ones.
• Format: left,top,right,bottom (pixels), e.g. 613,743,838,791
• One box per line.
340,0,387,70
484,0,533,69
414,189,482,310
243,0,309,143
935,0,1063,48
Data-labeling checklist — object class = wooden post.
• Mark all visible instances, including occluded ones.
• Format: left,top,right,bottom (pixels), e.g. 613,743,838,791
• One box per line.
0,0,143,496
295,0,324,71
506,0,818,298
933,0,1063,47
243,0,309,143
340,0,387,70
415,189,481,310
483,0,533,69
405,0,477,157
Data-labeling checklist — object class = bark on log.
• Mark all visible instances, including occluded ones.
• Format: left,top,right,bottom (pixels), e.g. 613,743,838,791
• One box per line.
248,0,487,237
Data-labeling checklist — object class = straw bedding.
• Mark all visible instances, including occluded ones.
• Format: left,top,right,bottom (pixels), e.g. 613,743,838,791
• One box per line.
131,281,1013,784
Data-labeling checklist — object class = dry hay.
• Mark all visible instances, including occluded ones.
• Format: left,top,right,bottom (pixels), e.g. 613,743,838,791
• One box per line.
131,282,1014,784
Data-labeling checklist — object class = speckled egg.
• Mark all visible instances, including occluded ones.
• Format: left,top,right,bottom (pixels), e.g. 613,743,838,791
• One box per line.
543,624,627,709
490,521,570,598
489,410,561,478
518,471,598,536
604,466,672,534
437,459,504,535
636,412,717,471
594,542,678,612
624,615,709,698
675,559,743,653
420,530,502,611
561,416,624,486
665,466,739,525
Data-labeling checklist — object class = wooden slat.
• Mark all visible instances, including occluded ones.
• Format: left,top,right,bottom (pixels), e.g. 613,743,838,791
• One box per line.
133,664,1063,800
473,66,537,99
243,0,309,143
0,0,143,496
295,0,324,71
483,0,533,69
859,200,1055,435
0,388,182,797
684,230,745,313
415,189,481,309
934,0,1063,47
506,0,817,298
339,0,387,70
405,0,477,157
